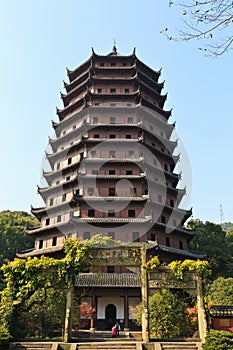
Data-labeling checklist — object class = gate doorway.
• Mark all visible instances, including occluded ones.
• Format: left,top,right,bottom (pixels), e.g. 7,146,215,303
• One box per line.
105,304,116,329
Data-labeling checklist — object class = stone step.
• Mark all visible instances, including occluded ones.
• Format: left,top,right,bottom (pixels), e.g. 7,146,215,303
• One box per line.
77,342,137,350
160,342,199,350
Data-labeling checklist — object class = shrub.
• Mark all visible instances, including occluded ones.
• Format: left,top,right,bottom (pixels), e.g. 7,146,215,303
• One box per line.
0,325,12,343
202,330,233,350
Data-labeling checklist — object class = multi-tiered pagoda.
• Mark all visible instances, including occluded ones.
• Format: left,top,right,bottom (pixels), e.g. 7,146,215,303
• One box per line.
20,47,203,330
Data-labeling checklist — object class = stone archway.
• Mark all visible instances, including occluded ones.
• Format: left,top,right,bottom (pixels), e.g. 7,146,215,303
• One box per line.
105,303,116,329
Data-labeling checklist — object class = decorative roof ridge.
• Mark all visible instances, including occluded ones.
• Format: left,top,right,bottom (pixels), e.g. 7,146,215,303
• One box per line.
66,54,92,78
92,46,136,58
62,75,90,100
135,57,161,78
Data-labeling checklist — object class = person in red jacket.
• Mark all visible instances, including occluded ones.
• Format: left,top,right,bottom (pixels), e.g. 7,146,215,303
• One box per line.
112,325,117,338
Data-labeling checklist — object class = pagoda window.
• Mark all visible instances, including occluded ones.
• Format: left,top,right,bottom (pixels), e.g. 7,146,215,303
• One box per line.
52,236,57,246
62,193,66,202
39,239,43,249
94,134,99,138
130,187,137,197
170,199,174,208
63,130,66,136
133,232,140,242
73,125,76,130
57,215,62,223
88,209,95,217
151,142,155,147
46,218,50,226
166,237,170,247
100,62,104,67
66,176,70,181
49,197,54,206
126,170,132,175
83,232,90,240
56,180,60,185
179,241,184,250
109,188,116,196
110,116,116,124
68,157,72,165
93,117,98,124
88,187,94,196
164,164,168,171
94,103,100,106
109,134,115,139
108,210,115,217
92,169,98,175
110,88,116,94
80,152,84,160
122,62,127,67
158,194,162,203
125,88,129,94
128,209,135,217
129,151,134,159
110,62,116,67
109,150,115,158
170,164,174,172
127,117,133,124
109,170,115,175
144,189,148,195
108,232,115,239
172,182,176,188
126,134,131,139
161,147,165,152
107,266,115,273
161,216,166,224
151,233,156,241
97,88,102,94
56,163,60,170
90,150,96,158
110,103,116,106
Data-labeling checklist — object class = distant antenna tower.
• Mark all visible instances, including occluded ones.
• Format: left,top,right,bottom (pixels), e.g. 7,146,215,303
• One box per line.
220,204,224,223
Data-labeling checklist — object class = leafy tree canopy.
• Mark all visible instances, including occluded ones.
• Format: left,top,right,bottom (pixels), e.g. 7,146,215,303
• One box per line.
137,289,195,338
209,277,233,305
187,220,231,278
164,1,233,56
0,211,38,269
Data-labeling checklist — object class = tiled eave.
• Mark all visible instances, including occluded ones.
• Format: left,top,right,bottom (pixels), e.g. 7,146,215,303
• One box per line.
76,273,141,288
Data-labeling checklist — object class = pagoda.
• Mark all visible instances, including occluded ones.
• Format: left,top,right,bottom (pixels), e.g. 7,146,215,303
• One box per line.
20,47,203,330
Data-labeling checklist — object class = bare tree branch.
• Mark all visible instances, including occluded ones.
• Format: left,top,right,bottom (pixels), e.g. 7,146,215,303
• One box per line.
164,0,233,56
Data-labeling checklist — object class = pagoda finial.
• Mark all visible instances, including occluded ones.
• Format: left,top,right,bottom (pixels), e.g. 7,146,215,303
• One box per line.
112,39,117,53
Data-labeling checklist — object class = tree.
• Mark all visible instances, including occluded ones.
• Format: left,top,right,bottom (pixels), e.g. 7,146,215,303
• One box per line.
137,289,195,338
187,220,231,279
0,211,37,266
209,277,233,305
165,1,233,56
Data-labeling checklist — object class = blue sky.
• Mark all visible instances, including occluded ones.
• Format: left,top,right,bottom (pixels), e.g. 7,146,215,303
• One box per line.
0,0,232,223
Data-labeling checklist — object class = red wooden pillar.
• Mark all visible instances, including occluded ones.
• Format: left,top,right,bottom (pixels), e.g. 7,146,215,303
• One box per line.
124,289,129,330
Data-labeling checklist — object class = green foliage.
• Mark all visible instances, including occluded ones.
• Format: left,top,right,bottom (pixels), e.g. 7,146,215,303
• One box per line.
168,259,211,281
0,211,37,267
0,324,12,343
209,277,233,306
187,220,231,279
146,256,160,270
202,330,233,350
17,287,66,338
0,235,118,339
137,289,195,338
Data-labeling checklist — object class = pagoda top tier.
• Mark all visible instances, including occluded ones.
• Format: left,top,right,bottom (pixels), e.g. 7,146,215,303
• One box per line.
66,46,161,83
